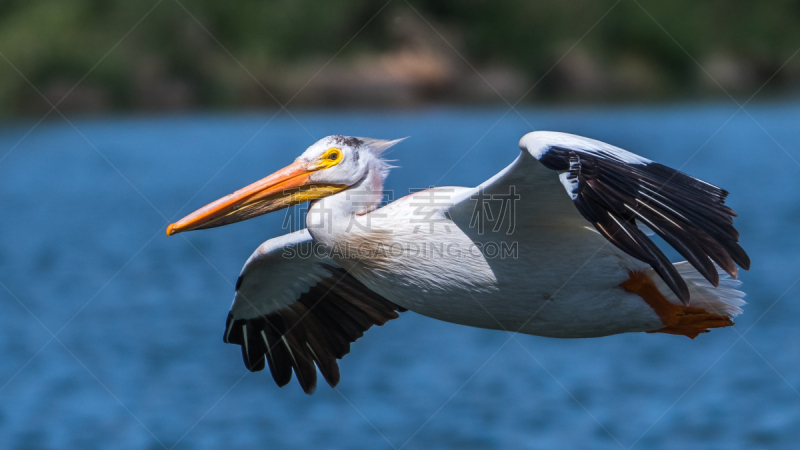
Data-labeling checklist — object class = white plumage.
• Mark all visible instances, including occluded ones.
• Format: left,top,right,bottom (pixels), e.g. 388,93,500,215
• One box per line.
168,131,750,394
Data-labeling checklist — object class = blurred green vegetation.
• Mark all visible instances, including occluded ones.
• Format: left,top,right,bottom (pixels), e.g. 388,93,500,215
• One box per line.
0,0,798,114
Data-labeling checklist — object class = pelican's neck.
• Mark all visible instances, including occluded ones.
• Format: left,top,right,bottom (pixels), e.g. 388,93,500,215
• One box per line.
306,163,384,246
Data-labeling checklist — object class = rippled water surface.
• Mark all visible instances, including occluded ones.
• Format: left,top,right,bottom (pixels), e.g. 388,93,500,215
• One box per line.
1,105,798,449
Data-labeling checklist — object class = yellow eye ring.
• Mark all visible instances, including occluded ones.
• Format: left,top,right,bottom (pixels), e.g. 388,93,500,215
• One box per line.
319,148,342,168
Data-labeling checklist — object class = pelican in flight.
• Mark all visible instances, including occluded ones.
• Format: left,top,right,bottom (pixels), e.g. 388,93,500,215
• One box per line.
167,132,749,394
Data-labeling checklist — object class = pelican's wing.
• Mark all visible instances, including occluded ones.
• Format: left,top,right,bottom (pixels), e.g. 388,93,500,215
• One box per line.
455,131,749,303
223,229,404,394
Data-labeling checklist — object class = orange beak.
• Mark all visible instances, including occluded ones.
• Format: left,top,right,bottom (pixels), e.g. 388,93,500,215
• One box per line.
167,160,344,236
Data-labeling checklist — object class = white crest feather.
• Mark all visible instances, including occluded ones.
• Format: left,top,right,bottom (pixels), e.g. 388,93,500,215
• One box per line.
358,137,408,155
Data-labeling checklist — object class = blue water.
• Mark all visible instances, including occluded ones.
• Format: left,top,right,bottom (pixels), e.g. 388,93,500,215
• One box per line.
0,105,798,449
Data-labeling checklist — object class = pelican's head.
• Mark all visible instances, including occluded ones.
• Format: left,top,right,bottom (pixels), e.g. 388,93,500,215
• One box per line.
167,135,402,235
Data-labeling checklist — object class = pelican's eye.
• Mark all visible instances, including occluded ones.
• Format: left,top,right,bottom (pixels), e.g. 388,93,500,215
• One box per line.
319,148,342,168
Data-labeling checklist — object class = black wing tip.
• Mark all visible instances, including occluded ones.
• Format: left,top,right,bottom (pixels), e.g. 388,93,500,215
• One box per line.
544,146,749,301
226,311,341,394
223,312,238,345
737,250,752,271
223,270,405,394
241,346,266,372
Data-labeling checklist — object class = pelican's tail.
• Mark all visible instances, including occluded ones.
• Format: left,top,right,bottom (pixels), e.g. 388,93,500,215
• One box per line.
621,262,745,338
649,261,746,318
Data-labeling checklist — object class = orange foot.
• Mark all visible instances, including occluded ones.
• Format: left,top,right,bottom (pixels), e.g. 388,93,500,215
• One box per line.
621,271,734,339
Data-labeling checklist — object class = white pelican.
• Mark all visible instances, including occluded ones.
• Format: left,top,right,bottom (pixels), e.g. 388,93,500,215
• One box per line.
167,132,749,394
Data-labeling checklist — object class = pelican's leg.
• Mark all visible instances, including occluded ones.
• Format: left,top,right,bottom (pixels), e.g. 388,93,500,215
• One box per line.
621,271,734,339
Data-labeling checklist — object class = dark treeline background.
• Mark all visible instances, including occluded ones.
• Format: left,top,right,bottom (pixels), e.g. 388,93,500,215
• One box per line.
1,0,799,114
